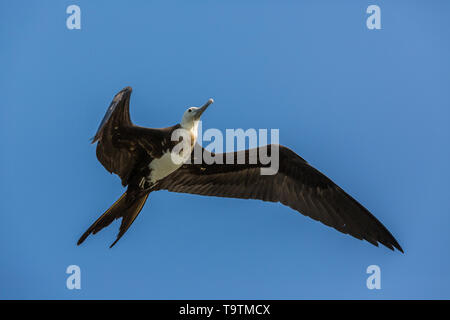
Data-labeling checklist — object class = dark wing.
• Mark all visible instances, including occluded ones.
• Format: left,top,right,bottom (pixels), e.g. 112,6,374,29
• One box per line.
92,87,165,186
156,144,403,252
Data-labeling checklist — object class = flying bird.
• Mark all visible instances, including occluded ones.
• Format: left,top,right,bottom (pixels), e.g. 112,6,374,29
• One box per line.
78,87,403,252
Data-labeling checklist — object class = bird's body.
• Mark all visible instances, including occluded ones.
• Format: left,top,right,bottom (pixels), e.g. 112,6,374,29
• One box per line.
78,87,403,252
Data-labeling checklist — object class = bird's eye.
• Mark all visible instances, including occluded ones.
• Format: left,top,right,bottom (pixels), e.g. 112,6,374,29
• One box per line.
188,109,192,113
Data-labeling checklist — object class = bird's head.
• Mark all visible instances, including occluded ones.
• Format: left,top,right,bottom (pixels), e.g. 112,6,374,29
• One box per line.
181,98,214,129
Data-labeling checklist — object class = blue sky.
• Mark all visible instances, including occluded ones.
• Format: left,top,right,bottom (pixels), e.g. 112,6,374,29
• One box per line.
1,0,449,299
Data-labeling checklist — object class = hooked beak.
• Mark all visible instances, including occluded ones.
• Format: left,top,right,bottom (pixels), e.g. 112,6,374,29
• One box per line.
195,98,214,119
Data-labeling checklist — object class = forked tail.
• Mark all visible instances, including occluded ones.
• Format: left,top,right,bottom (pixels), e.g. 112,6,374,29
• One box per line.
77,191,150,247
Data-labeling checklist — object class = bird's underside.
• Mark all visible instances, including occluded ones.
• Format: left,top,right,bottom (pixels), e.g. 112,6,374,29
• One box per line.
78,87,403,253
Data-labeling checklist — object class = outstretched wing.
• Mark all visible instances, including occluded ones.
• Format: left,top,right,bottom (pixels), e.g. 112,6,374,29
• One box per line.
92,87,165,186
157,144,403,252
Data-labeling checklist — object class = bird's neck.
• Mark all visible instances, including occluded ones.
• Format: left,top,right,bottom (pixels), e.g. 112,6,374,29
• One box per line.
180,120,200,145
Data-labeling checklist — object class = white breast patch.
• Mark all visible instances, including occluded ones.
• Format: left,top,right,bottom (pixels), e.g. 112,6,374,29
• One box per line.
148,150,184,183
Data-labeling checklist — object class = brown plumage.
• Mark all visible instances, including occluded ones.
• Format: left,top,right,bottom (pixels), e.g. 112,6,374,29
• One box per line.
78,87,403,252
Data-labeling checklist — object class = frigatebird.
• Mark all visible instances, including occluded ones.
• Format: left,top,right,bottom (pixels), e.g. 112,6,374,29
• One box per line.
78,87,403,252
